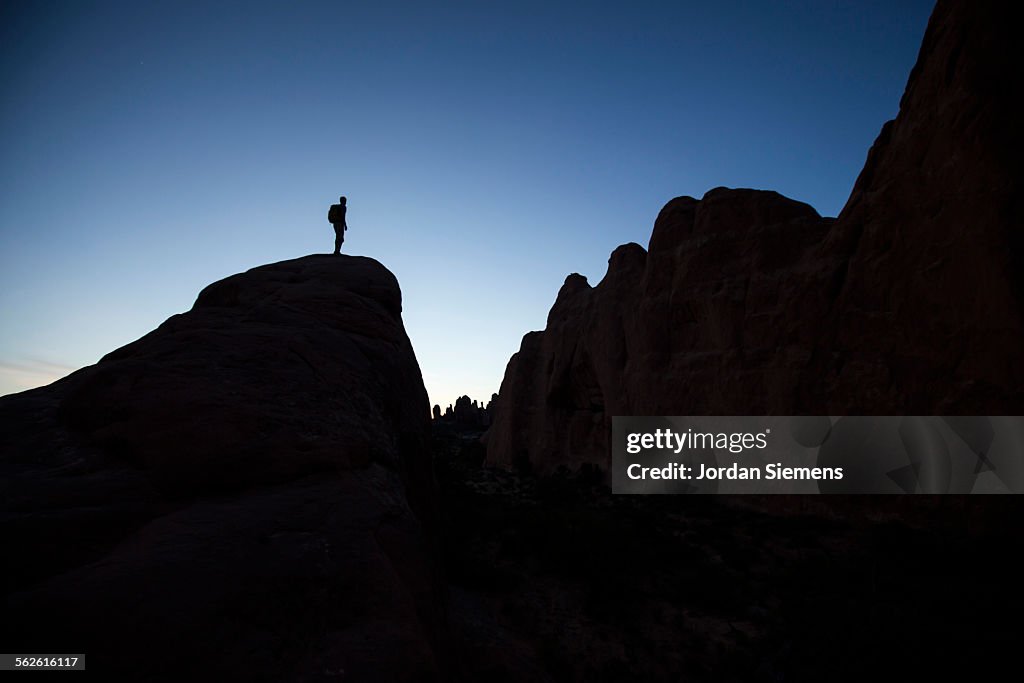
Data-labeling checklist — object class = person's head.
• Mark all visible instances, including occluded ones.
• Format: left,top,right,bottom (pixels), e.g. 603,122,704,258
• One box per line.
339,196,346,205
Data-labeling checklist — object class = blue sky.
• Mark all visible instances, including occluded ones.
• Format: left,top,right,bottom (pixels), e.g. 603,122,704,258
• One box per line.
0,0,933,408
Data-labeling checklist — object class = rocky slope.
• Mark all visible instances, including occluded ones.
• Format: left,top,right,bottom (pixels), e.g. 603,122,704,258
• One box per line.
486,0,1024,473
0,255,442,681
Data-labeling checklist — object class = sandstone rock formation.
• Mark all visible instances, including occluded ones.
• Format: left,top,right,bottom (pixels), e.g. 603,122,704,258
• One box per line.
433,394,493,431
0,255,442,681
819,0,1024,413
486,0,1024,474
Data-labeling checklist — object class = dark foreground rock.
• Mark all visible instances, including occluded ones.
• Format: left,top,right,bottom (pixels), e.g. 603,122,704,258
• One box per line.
0,255,442,682
486,0,1024,474
437,439,1024,682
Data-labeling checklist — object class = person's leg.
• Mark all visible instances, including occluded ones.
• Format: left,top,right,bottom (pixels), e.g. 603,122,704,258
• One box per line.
334,228,342,254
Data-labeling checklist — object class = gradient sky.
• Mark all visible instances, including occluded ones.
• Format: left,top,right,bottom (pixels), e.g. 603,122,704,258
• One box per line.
1,0,934,409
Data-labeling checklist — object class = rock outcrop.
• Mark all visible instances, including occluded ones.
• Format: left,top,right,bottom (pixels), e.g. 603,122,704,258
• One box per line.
433,394,493,434
0,255,442,681
486,0,1024,474
819,0,1024,413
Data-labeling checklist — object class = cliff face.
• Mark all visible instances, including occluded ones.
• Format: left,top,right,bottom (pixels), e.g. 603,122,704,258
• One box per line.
486,191,837,472
0,255,442,681
486,0,1024,474
821,0,1024,413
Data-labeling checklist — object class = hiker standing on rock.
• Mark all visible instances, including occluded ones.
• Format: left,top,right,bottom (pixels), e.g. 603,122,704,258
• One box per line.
328,196,348,255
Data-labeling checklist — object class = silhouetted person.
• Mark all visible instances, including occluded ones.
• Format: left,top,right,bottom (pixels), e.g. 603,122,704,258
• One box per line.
328,196,348,254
